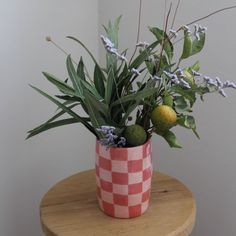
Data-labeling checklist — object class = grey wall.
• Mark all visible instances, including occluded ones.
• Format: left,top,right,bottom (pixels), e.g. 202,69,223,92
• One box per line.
99,0,236,235
1,0,236,235
0,0,98,235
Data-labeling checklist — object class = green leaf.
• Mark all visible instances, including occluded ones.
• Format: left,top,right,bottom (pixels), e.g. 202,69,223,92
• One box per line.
67,36,98,65
26,118,88,139
129,41,160,69
66,55,83,98
105,15,121,48
80,80,102,100
30,85,97,137
181,32,193,59
42,72,76,96
190,32,205,56
83,90,107,137
163,130,182,148
83,90,109,119
149,27,173,61
111,87,157,107
189,61,200,72
105,68,115,104
104,16,122,71
94,64,105,97
177,115,200,139
77,57,86,80
174,96,192,113
171,86,196,107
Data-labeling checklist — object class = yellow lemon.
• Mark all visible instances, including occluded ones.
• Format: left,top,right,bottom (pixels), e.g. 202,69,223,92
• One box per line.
151,105,177,130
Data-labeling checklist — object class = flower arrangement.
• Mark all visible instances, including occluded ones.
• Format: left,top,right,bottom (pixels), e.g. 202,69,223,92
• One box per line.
27,2,236,149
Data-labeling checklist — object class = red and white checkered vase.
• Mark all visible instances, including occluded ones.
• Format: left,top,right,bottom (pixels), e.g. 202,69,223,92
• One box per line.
95,139,153,218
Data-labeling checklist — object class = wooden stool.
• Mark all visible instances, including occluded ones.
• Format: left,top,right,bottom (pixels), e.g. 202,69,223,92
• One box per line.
40,170,196,236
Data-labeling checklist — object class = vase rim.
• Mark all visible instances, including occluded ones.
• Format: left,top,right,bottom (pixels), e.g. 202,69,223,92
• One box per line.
96,138,151,150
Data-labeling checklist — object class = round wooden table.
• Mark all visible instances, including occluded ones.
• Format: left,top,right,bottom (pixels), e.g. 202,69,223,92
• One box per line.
40,170,196,236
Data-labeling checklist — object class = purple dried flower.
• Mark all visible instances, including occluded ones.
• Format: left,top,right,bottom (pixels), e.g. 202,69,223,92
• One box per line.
117,137,126,147
223,80,236,89
181,25,191,34
219,88,227,97
101,35,127,62
169,29,178,38
131,68,141,76
107,47,118,56
191,70,201,77
194,24,207,41
176,69,185,78
180,78,191,89
152,75,162,81
100,35,114,48
136,41,149,48
118,54,128,62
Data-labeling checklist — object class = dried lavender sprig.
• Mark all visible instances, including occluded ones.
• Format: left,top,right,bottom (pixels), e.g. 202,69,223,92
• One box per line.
169,29,178,38
131,68,141,76
194,24,207,41
100,35,128,62
97,126,126,148
164,71,191,88
136,41,149,48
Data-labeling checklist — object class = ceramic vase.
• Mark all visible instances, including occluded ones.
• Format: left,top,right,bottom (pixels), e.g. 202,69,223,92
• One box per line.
95,140,152,218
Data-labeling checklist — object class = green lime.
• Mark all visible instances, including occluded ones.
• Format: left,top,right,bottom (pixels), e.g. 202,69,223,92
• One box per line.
123,124,147,147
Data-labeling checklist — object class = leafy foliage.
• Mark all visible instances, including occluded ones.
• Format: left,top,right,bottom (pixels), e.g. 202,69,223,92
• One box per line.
28,15,234,149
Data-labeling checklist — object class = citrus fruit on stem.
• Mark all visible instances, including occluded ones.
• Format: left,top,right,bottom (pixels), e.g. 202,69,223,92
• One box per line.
123,124,147,147
151,105,177,130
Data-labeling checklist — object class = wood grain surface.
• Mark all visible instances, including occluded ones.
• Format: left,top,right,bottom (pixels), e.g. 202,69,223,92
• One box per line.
40,170,196,236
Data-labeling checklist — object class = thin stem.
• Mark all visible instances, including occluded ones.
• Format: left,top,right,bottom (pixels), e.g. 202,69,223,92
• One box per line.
50,39,77,65
46,37,92,82
168,5,236,42
129,0,143,66
170,0,181,30
157,2,172,73
163,0,168,31
186,5,236,26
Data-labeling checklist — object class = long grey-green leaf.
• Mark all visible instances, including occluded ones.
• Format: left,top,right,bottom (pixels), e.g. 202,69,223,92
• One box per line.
26,118,88,139
129,41,160,69
80,79,102,100
83,90,106,138
67,36,98,65
77,57,86,80
94,64,105,98
105,68,115,104
30,85,97,136
42,72,76,96
111,87,157,107
66,55,83,98
33,103,79,129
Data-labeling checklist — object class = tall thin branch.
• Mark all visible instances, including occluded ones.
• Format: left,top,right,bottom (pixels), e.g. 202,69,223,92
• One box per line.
170,0,181,29
129,0,143,65
163,0,168,32
157,2,172,73
186,5,236,26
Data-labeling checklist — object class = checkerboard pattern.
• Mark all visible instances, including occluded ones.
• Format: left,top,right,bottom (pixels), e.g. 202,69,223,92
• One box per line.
96,140,153,218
